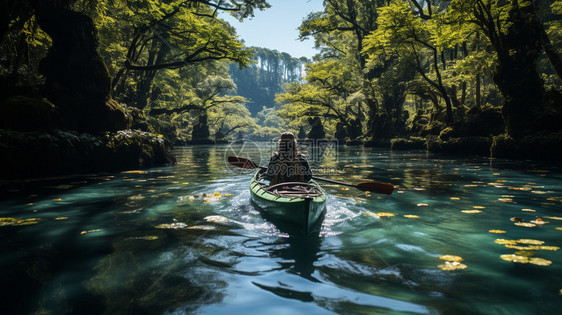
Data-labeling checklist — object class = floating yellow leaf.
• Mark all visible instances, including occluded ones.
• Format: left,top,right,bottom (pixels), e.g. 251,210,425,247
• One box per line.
204,215,229,223
129,195,144,200
514,251,534,257
187,225,216,230
450,197,460,200
54,216,68,220
80,231,87,235
495,239,518,245
463,184,478,187
500,254,529,264
530,219,547,225
0,217,40,226
213,192,221,196
129,236,159,240
498,198,513,203
461,210,482,214
375,212,395,218
155,222,188,229
440,255,463,262
403,215,419,219
547,197,562,202
544,216,562,220
518,239,544,245
341,187,349,191
505,245,541,250
473,206,485,209
222,194,235,197
529,257,552,266
522,208,536,212
438,261,467,271
531,191,548,194
52,198,63,201
417,203,428,207
122,170,147,174
539,246,560,251
489,230,506,234
514,222,536,227
510,217,523,222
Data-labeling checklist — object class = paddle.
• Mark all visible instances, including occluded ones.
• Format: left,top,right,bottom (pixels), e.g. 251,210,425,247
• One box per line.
228,156,394,195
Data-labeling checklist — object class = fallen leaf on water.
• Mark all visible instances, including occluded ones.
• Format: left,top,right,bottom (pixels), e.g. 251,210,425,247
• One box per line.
529,257,552,266
495,239,518,245
440,255,463,262
404,215,419,219
500,254,552,266
517,239,545,245
505,245,541,250
473,206,486,209
129,195,144,200
450,197,460,200
438,261,467,270
155,222,188,229
204,215,229,223
417,203,428,207
530,218,547,225
522,209,536,212
514,222,536,227
187,225,216,230
489,230,506,234
539,246,560,251
122,170,148,174
498,198,513,203
52,198,63,201
510,217,523,222
341,187,349,191
375,212,395,217
544,216,562,220
461,210,482,214
128,236,159,240
54,216,68,220
222,194,235,197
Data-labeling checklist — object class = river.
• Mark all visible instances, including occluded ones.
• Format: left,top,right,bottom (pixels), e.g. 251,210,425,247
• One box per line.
1,143,561,314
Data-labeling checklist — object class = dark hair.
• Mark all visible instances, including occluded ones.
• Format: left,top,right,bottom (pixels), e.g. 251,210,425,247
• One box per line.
278,132,299,155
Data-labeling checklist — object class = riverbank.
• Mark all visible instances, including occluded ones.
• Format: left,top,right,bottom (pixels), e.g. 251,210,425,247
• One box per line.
386,132,562,162
0,129,176,179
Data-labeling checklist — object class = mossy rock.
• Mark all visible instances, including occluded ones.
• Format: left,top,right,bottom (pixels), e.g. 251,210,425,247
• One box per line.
0,96,61,131
390,137,427,150
428,137,492,156
491,132,562,161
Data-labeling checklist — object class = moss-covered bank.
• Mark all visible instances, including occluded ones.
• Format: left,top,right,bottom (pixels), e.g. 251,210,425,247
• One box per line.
389,133,562,162
0,129,175,179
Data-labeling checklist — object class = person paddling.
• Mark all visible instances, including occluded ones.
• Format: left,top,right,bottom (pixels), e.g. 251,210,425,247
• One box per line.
263,132,312,185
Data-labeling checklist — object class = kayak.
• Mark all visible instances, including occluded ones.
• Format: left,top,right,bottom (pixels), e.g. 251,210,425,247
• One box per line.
250,170,327,233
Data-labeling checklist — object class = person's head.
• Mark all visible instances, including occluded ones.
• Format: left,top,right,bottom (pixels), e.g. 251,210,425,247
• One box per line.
278,132,298,154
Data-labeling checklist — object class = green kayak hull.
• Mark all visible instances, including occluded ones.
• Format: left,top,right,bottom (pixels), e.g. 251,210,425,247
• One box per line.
250,170,327,233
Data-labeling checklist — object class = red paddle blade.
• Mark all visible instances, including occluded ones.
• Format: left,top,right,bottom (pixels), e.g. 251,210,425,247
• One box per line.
227,156,259,169
356,182,395,195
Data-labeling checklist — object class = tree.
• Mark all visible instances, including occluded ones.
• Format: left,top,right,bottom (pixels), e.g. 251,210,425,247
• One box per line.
449,0,560,136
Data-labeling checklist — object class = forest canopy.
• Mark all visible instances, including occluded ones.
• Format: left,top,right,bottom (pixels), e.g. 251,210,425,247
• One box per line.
1,0,561,150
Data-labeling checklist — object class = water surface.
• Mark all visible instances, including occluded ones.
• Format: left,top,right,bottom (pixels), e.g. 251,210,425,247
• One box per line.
1,145,561,314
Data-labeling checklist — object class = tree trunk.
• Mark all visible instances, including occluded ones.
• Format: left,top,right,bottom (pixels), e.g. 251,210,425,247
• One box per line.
475,72,481,110
33,3,129,131
490,3,545,137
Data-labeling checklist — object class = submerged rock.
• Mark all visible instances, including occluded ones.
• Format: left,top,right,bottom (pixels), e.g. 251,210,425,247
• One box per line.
0,129,175,179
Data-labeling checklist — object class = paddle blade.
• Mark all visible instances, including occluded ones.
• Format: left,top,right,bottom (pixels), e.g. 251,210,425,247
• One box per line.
227,156,259,169
356,182,395,195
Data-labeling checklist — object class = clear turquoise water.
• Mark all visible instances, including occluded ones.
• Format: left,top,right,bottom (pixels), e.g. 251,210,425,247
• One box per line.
1,145,562,314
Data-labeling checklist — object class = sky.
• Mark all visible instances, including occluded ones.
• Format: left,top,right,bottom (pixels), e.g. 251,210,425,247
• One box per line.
221,0,325,59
